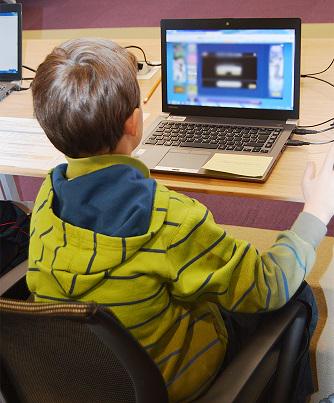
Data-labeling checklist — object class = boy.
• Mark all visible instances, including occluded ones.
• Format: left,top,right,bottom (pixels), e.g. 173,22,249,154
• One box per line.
27,38,334,402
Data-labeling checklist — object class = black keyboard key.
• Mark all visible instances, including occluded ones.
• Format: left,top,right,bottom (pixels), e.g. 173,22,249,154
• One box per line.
154,123,282,150
245,142,261,147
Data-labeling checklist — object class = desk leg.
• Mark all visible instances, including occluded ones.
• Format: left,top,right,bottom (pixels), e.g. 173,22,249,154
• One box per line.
0,174,20,201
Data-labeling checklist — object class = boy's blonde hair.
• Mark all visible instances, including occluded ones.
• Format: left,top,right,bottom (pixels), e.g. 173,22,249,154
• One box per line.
32,38,140,158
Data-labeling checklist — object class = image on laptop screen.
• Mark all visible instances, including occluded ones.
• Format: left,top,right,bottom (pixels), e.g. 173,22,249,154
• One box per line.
165,29,296,111
0,6,20,80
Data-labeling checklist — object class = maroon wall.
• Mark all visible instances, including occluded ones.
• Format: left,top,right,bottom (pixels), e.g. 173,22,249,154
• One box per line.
21,0,334,30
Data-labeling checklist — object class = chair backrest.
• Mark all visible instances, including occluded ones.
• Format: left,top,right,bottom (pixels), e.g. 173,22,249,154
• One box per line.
0,298,168,403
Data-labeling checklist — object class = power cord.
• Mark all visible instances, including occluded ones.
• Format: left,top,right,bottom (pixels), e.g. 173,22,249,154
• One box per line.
301,58,334,88
301,75,334,88
22,64,36,73
14,85,31,91
298,117,334,128
287,138,334,147
13,65,37,90
294,59,334,132
124,45,161,68
293,126,334,135
302,58,334,76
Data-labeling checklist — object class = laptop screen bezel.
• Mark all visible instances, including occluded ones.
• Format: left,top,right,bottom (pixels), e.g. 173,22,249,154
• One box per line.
0,3,22,82
161,18,301,120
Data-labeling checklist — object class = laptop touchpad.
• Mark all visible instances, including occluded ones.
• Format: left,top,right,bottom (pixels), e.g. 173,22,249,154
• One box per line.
156,152,210,173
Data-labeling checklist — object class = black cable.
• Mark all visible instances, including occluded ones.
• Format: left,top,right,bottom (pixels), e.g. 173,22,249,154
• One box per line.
287,139,310,146
297,59,334,129
13,81,33,91
293,126,334,135
14,86,30,91
306,138,334,145
287,138,334,147
124,45,161,66
20,65,36,86
298,118,334,128
22,64,36,73
301,74,334,88
302,58,334,76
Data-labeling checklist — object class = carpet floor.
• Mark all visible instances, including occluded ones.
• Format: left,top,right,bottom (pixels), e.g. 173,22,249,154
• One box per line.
14,176,334,236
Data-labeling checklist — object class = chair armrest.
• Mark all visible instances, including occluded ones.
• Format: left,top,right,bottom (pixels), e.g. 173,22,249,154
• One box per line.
0,260,28,297
198,302,306,403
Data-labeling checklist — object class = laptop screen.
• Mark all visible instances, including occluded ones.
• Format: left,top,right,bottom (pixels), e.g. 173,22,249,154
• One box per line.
0,3,22,81
166,29,295,110
161,19,301,120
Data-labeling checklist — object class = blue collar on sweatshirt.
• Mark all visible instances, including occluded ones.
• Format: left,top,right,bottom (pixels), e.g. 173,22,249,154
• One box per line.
51,154,156,238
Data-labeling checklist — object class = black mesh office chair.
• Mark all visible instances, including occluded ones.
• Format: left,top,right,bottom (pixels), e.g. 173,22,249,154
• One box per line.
0,298,168,403
198,301,309,403
0,297,308,403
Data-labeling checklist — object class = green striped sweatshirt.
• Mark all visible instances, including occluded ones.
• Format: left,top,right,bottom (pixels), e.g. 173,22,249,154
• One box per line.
27,155,326,402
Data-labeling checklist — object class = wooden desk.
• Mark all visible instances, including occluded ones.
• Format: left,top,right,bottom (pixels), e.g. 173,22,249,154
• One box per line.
0,31,333,202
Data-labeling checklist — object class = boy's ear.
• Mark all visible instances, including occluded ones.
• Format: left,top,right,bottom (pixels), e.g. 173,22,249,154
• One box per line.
123,108,141,137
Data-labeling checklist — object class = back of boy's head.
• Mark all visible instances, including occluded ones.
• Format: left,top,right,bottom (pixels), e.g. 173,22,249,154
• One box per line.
32,38,140,158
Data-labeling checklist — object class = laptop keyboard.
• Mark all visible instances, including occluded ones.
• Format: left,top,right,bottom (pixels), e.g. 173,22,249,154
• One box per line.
144,122,283,153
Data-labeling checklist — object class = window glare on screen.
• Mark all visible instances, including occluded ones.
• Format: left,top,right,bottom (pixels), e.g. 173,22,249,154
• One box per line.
166,29,296,111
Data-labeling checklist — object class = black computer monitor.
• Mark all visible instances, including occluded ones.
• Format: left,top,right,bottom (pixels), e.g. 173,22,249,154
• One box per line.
0,2,22,82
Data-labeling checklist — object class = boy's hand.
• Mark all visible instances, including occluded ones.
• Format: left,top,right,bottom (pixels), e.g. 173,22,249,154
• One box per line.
302,143,334,226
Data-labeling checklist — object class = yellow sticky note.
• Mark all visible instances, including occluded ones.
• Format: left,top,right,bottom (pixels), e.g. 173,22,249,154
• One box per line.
202,153,273,177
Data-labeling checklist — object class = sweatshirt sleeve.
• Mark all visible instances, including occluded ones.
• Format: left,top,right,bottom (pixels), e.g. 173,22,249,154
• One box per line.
166,199,326,313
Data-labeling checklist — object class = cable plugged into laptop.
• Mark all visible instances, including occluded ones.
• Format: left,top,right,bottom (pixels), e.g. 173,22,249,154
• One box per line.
286,139,311,146
292,128,318,135
292,126,334,135
287,138,334,147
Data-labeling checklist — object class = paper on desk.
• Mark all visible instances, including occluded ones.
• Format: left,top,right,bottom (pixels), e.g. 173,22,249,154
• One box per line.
0,115,150,173
202,153,273,177
0,117,65,172
0,116,44,133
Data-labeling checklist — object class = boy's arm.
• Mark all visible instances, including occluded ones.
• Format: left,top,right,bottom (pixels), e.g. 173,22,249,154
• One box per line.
166,201,326,312
166,144,334,312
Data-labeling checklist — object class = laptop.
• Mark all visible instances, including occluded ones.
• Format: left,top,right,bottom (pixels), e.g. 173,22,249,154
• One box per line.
0,3,22,102
135,18,301,182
